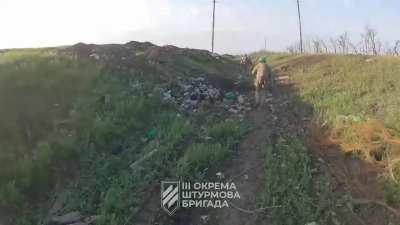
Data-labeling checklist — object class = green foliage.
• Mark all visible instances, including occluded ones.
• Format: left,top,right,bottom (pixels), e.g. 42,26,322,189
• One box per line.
178,143,229,176
178,119,246,177
0,181,24,209
0,47,247,225
261,137,335,225
384,163,400,204
250,51,302,67
0,48,55,64
293,55,400,133
291,55,400,207
59,80,191,224
56,77,246,224
384,180,400,204
0,54,100,213
206,119,244,145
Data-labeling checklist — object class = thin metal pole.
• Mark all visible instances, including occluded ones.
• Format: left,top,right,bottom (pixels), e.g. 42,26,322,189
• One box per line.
212,0,216,53
264,37,267,51
296,0,303,54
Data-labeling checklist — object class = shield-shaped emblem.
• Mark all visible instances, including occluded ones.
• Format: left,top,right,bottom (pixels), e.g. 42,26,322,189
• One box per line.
161,181,180,216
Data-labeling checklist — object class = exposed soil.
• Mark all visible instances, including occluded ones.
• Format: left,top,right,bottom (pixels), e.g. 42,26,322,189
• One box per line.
207,101,271,225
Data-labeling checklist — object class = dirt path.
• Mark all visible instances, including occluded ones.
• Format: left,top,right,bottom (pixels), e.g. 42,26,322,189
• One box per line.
175,67,299,225
213,104,273,225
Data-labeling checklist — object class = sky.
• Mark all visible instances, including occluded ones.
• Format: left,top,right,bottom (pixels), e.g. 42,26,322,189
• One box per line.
0,0,399,53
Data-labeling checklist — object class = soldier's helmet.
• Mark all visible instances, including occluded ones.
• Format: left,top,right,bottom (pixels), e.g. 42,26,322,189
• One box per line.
259,56,267,64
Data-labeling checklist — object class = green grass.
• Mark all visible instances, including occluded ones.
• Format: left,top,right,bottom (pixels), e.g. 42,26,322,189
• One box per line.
288,54,400,207
292,55,400,133
0,48,56,64
0,53,101,215
178,119,246,177
260,136,337,225
48,78,245,225
0,48,247,225
250,51,302,67
0,56,99,151
178,143,229,176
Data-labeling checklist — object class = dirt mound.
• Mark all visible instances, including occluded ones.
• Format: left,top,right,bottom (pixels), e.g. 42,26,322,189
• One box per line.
125,41,156,51
57,41,244,99
59,41,216,68
59,42,143,68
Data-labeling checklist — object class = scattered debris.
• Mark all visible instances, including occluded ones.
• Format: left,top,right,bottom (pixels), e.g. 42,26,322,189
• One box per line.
67,222,87,225
46,194,99,225
161,76,251,115
146,128,158,140
89,53,100,60
161,76,221,111
337,115,362,123
265,97,273,103
48,213,98,225
365,58,376,63
48,196,65,217
238,95,245,104
200,215,210,224
224,91,236,101
130,148,160,170
84,215,99,224
216,172,225,179
49,212,82,225
305,222,318,225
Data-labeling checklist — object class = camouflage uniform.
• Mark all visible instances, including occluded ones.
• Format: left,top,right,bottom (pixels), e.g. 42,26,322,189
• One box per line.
240,55,253,76
251,62,274,106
